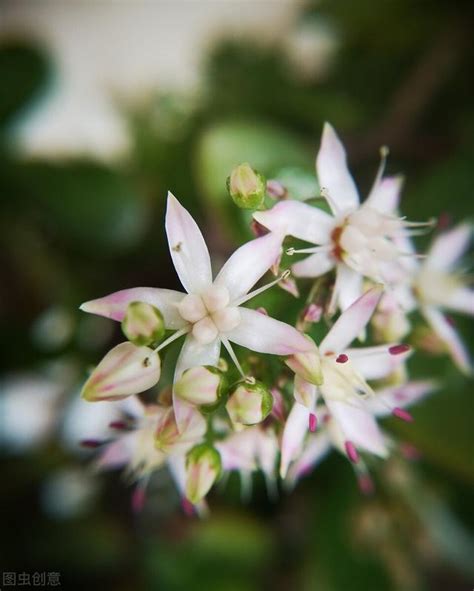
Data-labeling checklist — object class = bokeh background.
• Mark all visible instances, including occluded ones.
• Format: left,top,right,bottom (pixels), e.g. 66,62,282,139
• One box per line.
1,1,473,590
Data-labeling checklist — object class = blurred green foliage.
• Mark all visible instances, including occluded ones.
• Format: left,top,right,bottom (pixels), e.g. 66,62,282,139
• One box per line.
0,1,473,590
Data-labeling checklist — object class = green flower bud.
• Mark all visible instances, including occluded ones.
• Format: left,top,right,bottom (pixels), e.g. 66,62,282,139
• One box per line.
227,163,266,209
185,444,222,504
174,365,224,406
122,301,165,346
226,381,273,426
81,342,161,402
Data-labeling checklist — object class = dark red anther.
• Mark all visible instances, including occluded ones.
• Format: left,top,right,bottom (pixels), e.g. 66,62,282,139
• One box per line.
389,344,410,355
336,354,348,363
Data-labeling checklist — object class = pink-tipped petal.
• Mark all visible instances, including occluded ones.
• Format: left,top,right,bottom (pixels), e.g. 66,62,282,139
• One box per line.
426,224,472,272
80,287,186,329
326,399,388,458
365,175,403,214
366,380,438,417
280,402,310,478
320,285,383,354
316,122,359,214
226,307,313,355
422,306,471,374
253,200,334,245
292,251,335,278
214,232,282,300
286,433,331,486
346,344,411,380
96,434,136,469
165,192,213,294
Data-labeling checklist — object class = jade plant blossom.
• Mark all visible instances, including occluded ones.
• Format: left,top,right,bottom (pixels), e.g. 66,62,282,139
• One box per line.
94,396,207,512
413,223,473,373
282,285,412,475
282,380,437,486
253,123,430,312
80,192,312,427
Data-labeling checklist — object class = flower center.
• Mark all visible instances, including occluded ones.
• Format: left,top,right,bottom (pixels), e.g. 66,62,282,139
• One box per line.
177,285,241,345
320,353,373,403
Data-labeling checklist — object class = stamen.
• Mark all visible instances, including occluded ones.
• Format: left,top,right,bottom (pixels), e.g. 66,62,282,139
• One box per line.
232,270,291,306
368,145,389,195
109,420,129,430
309,413,317,432
80,439,103,448
181,497,195,516
221,337,246,379
389,344,410,355
286,245,332,256
400,216,437,228
345,441,359,463
320,187,340,215
392,407,413,422
153,326,190,353
336,353,348,363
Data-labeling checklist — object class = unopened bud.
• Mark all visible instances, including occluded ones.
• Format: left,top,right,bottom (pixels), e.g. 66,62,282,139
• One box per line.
122,301,165,346
266,179,287,200
185,444,221,504
285,337,323,386
174,365,224,406
227,163,266,209
81,342,161,402
226,381,273,426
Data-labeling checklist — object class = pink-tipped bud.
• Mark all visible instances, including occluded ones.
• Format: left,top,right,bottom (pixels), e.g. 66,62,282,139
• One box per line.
131,486,146,513
266,179,287,200
174,365,223,406
303,303,322,323
392,407,413,422
227,163,266,209
81,342,161,402
181,498,195,517
270,388,286,422
357,474,375,496
185,444,221,505
389,344,410,356
155,407,206,454
345,441,359,463
336,354,348,364
122,301,165,347
309,413,317,432
400,442,422,460
256,307,269,316
226,381,273,426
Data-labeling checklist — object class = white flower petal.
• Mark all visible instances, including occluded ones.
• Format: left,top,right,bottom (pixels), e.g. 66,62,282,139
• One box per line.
226,308,313,355
320,285,383,354
294,375,318,408
364,175,403,214
446,287,474,316
346,344,411,380
366,380,438,417
425,224,472,272
165,192,213,293
292,251,335,278
80,287,186,330
423,306,471,374
316,122,359,214
253,200,334,245
335,263,363,311
214,232,282,301
326,399,388,457
280,402,310,478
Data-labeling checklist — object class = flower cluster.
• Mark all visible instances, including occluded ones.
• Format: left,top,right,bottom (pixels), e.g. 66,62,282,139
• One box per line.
79,123,472,512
